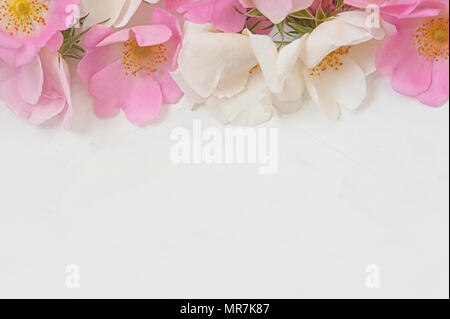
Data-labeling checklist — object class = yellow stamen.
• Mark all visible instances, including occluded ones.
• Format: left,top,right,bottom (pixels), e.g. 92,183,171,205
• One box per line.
249,65,259,75
122,39,168,77
0,0,48,35
413,17,449,62
310,46,351,76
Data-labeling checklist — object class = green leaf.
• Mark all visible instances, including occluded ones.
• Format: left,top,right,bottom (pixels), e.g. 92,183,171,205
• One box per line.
59,18,110,59
315,0,326,26
289,9,315,20
246,8,264,17
288,22,314,35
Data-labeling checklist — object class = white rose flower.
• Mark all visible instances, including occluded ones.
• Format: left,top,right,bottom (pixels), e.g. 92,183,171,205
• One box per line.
80,0,160,28
173,22,306,126
298,10,391,119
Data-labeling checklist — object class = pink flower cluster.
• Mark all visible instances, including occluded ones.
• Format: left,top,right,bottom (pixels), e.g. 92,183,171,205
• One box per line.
0,0,80,128
375,0,449,106
0,0,448,128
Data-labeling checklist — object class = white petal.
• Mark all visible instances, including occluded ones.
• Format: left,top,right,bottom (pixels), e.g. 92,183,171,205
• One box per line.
114,0,142,28
273,60,305,114
249,33,304,95
299,11,386,68
206,68,273,126
335,10,386,40
248,32,279,92
183,22,219,38
81,0,128,28
170,69,206,105
276,37,305,90
177,23,257,100
303,55,367,119
347,39,383,75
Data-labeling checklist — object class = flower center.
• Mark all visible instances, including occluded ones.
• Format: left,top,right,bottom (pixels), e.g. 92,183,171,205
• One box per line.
122,39,168,76
0,0,48,35
310,46,351,76
249,65,259,75
14,1,28,14
413,17,449,62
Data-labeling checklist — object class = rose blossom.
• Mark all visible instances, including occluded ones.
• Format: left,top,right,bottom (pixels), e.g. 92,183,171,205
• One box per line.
173,22,306,125
78,8,183,125
376,0,449,106
0,45,73,128
0,0,80,66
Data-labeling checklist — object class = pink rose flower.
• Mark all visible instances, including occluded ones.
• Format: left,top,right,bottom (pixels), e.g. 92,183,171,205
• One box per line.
77,8,183,126
376,0,449,106
166,0,247,33
0,46,73,128
0,0,80,67
239,0,314,24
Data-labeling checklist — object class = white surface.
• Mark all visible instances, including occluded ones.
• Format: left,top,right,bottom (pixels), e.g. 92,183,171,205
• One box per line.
0,74,448,299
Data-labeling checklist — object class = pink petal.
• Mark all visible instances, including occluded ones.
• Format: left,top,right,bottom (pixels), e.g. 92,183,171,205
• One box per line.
169,0,246,33
252,0,292,24
89,60,130,118
291,0,313,11
46,32,64,52
131,25,173,47
97,29,131,47
28,96,65,125
174,1,215,24
1,78,32,117
84,25,115,50
18,56,43,105
416,61,449,107
211,0,247,33
123,76,163,126
390,49,433,97
0,32,22,49
77,45,122,83
152,8,183,71
0,60,15,83
155,71,183,104
376,31,413,75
